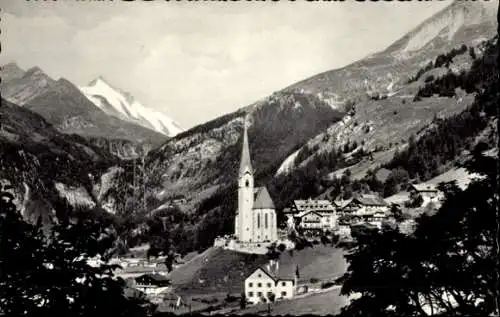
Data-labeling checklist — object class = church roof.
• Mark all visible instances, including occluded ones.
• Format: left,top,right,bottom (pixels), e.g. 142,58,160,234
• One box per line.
239,122,253,175
253,187,275,209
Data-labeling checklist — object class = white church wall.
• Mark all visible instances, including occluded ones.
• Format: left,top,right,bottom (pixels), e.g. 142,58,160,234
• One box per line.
252,208,277,242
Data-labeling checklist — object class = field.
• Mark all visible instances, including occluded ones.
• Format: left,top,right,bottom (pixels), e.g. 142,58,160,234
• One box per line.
236,287,349,316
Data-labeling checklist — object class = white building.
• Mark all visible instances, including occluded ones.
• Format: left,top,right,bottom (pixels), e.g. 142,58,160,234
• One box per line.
285,198,338,232
234,122,278,243
338,194,389,230
295,210,323,230
244,261,297,305
133,273,170,298
341,194,389,216
408,183,444,206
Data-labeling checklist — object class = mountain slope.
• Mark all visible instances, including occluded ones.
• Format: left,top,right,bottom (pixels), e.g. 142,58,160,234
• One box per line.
80,77,183,137
145,91,344,208
273,35,497,206
286,1,496,101
0,98,120,223
275,1,496,179
23,77,167,145
1,62,26,84
1,66,56,105
119,1,497,253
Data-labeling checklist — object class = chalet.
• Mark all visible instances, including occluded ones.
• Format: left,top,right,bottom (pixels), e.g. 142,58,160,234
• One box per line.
244,260,297,305
285,199,338,232
408,183,443,206
341,194,389,216
295,210,323,230
337,194,389,229
134,273,170,296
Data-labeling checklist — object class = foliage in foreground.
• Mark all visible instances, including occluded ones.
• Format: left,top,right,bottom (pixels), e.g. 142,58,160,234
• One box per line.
0,186,155,317
336,149,498,316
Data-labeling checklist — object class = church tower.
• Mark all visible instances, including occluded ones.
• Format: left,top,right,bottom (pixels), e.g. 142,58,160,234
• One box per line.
236,120,254,242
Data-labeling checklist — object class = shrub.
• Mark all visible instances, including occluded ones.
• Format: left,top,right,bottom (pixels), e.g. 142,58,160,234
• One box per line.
277,243,286,252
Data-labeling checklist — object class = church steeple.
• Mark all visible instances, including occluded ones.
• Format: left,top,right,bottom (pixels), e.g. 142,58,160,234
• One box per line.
239,119,252,175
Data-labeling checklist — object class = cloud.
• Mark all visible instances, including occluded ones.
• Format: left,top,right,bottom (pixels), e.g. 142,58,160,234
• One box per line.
1,1,450,128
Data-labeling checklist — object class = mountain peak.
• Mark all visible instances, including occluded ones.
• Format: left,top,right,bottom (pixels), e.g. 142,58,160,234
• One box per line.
2,62,24,72
1,62,26,84
25,66,45,75
80,79,183,137
88,76,112,87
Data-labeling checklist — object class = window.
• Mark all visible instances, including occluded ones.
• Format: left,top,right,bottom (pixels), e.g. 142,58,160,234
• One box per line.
257,274,261,278
245,180,249,187
257,214,260,228
265,214,268,229
248,282,253,287
248,292,253,297
257,283,262,287
282,282,286,286
281,291,287,297
257,292,262,297
267,283,272,288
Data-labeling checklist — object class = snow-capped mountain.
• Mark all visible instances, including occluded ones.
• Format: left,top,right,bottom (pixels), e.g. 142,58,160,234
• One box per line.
80,77,183,137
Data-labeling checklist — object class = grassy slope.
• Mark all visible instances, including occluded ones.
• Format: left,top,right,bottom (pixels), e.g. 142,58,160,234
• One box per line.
237,288,348,316
167,245,346,296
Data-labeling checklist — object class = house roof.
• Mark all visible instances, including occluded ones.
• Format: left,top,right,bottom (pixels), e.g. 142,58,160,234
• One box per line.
351,222,379,230
253,187,275,209
247,263,297,282
352,194,388,207
293,199,335,211
334,198,353,209
261,264,296,281
135,273,170,284
239,121,253,175
295,210,322,218
384,192,410,205
410,183,438,192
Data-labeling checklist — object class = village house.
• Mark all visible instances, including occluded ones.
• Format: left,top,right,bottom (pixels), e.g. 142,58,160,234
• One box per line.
295,210,323,230
337,218,352,238
244,260,297,305
284,198,338,232
338,194,389,229
133,273,171,298
408,183,444,206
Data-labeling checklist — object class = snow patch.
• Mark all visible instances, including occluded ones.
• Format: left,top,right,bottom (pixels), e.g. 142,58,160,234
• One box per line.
275,149,300,176
80,78,183,137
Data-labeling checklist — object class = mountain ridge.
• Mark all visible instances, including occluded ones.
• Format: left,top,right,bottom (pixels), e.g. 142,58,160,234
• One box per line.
16,72,167,147
80,77,183,137
1,64,56,105
284,1,496,100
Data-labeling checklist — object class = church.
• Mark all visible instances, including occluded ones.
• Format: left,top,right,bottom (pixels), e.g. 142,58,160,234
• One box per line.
234,123,278,243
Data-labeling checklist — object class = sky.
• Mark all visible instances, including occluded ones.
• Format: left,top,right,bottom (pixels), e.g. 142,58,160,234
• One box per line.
1,0,451,129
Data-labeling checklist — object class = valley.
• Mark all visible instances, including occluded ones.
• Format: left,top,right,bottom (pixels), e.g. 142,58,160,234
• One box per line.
0,1,498,316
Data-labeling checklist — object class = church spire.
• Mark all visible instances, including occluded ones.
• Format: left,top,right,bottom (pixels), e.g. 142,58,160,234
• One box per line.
239,118,252,175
